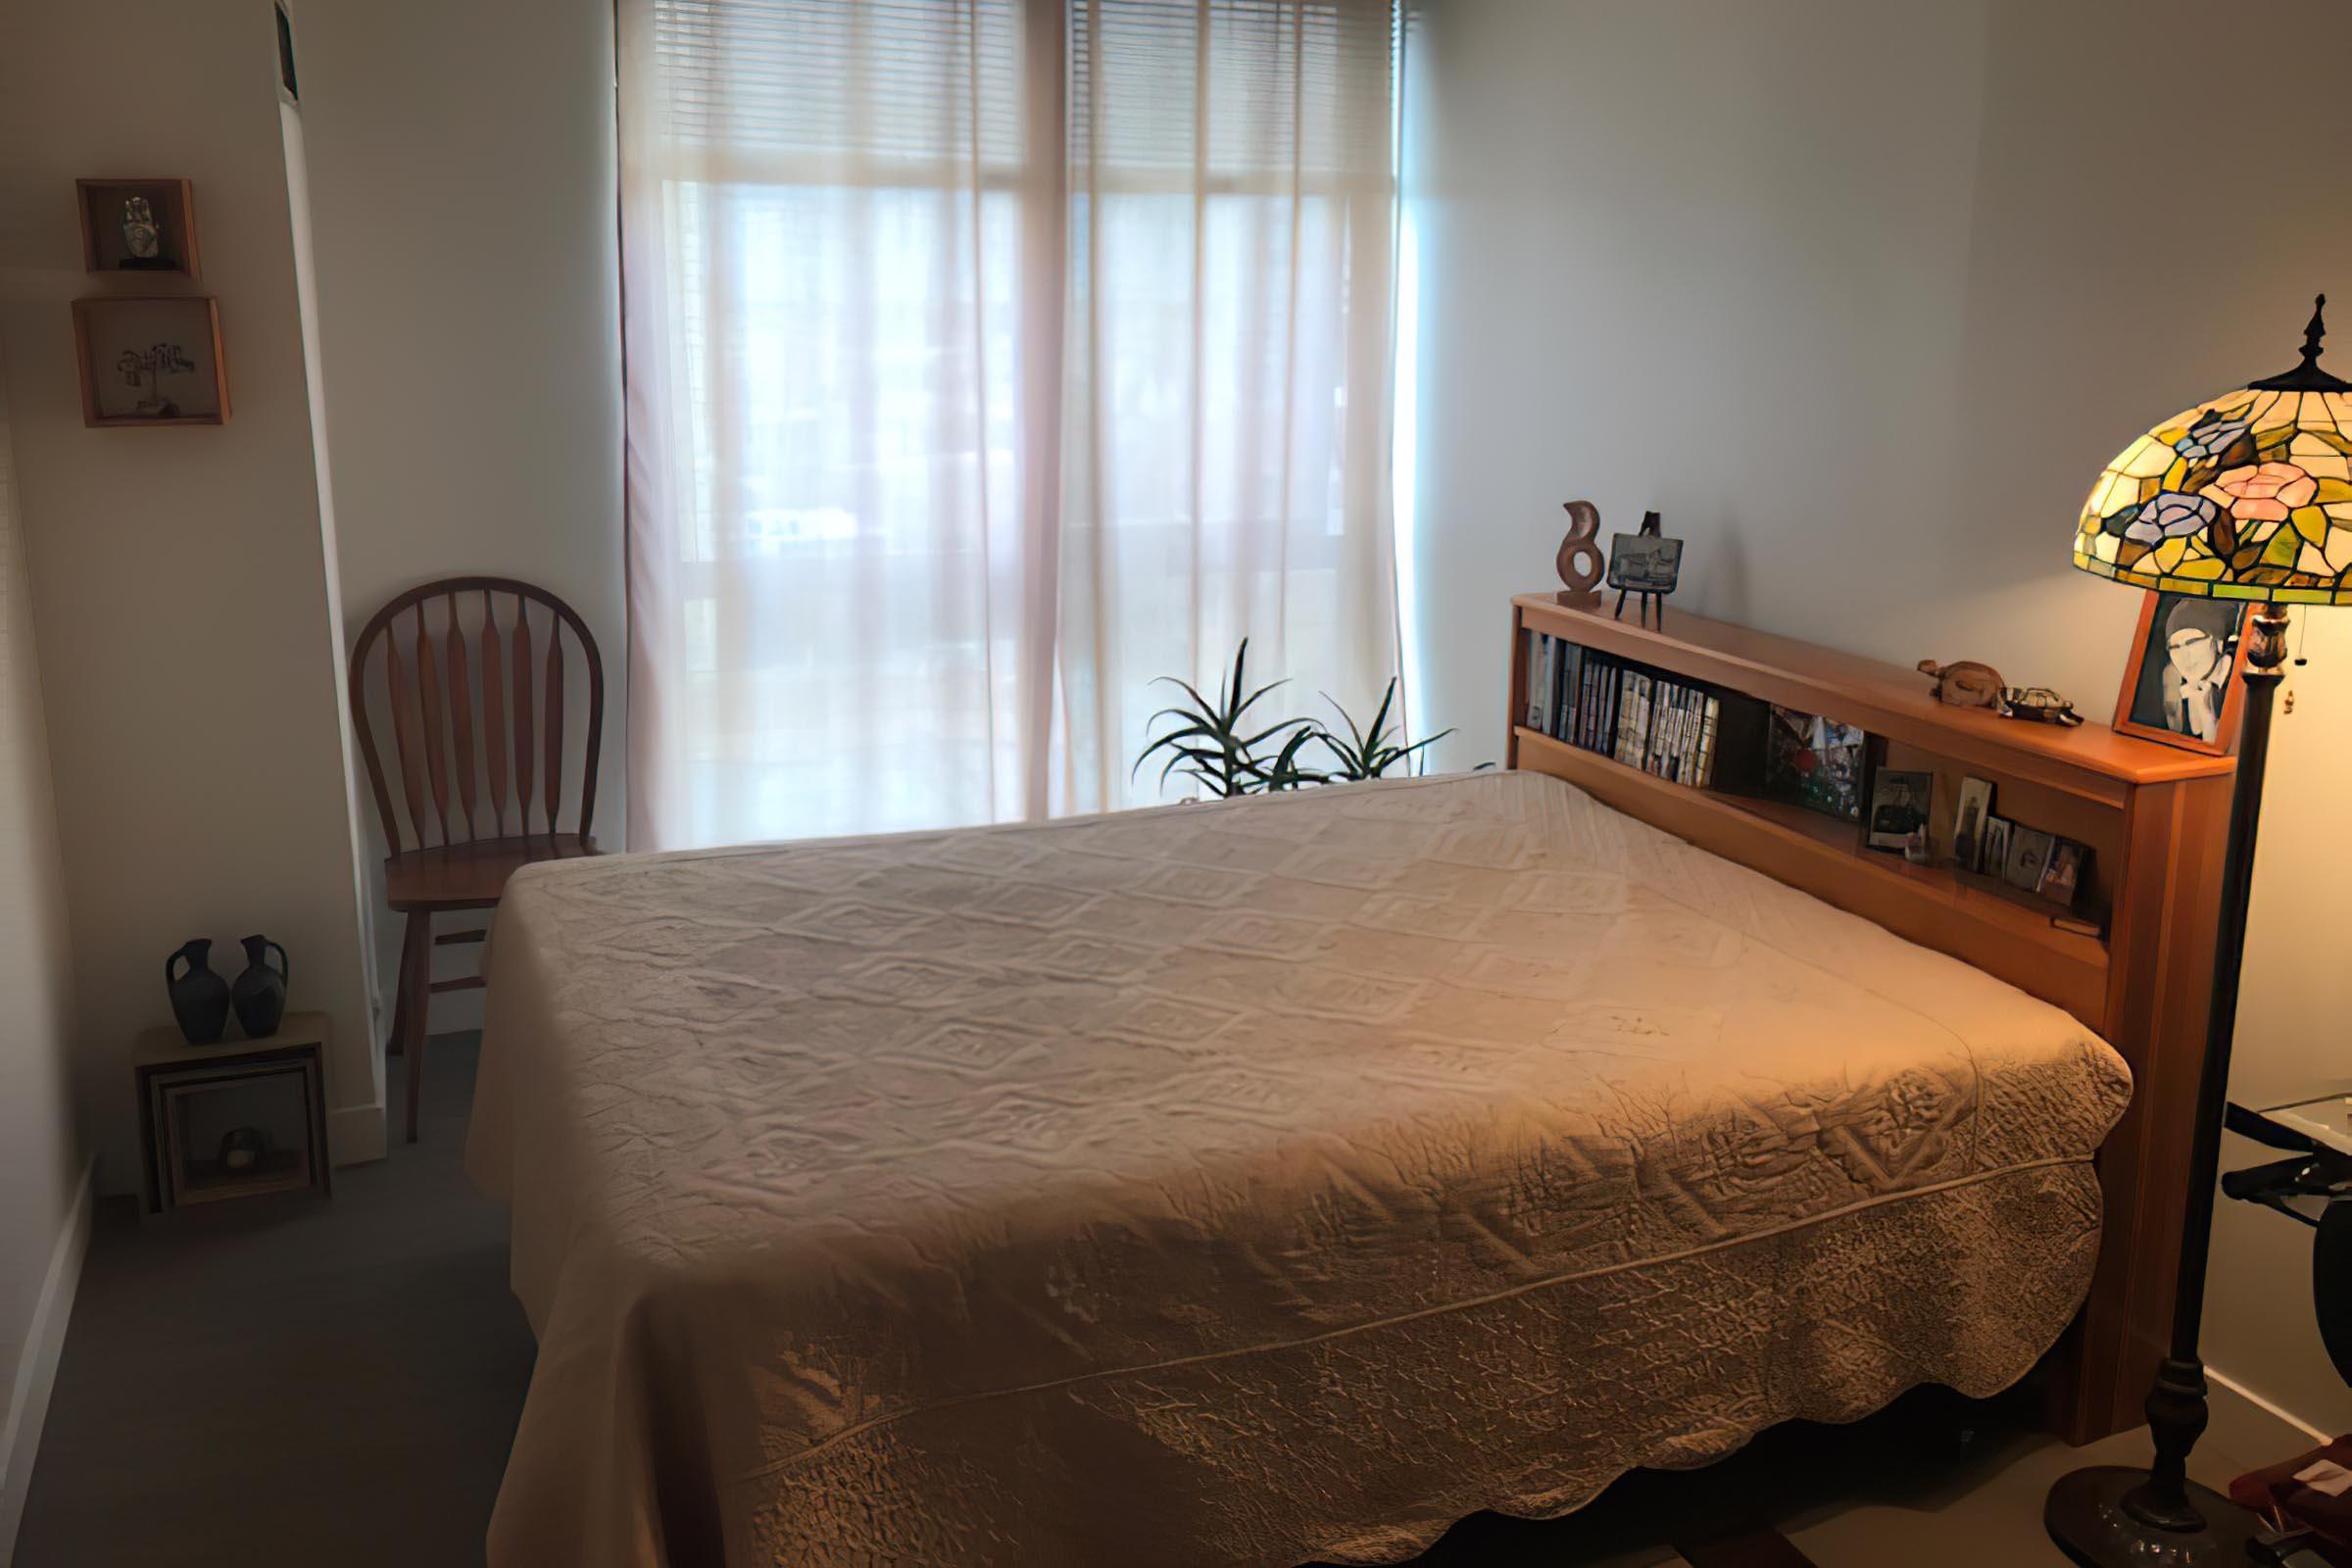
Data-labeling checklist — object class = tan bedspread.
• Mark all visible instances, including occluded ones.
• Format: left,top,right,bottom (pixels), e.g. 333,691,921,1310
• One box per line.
466,771,2132,1567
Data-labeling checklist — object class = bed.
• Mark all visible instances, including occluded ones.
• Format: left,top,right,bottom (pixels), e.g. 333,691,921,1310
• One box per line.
466,769,2132,1566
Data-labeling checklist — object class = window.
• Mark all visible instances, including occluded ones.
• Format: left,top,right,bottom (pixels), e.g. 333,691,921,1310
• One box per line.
622,0,1404,848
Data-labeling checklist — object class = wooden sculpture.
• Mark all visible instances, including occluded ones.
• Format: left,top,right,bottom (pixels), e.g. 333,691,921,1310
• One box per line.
1555,500,1604,608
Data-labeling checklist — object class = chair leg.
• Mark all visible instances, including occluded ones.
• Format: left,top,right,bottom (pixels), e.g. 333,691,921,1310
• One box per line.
401,909,433,1144
387,913,417,1057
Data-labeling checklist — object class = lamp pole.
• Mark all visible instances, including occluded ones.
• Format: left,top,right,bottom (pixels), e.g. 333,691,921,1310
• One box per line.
2045,601,2288,1565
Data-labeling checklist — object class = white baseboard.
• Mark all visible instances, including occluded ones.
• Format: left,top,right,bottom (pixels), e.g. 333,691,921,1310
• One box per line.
0,1156,93,1566
2207,1365,2328,1467
328,1099,387,1166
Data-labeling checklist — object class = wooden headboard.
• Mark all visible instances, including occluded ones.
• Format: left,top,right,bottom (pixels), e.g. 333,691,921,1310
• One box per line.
1504,594,2235,1446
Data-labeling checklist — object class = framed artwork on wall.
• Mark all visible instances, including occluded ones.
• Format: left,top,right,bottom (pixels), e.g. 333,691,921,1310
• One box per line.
72,296,230,427
2112,590,2251,756
75,177,200,277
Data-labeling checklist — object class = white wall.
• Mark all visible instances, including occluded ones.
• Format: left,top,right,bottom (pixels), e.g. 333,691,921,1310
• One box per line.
292,0,627,1030
1411,0,2352,1437
0,0,380,1181
0,349,86,1555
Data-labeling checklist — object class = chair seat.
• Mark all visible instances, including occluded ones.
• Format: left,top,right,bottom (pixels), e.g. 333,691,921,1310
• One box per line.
385,833,597,911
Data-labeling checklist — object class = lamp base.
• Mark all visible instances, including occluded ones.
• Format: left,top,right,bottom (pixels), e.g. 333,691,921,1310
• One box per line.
2044,1466,2265,1568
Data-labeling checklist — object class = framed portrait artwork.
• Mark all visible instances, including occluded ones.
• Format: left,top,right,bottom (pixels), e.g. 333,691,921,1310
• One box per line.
1948,776,1995,872
2004,825,2056,894
2112,591,2250,757
1865,768,1933,863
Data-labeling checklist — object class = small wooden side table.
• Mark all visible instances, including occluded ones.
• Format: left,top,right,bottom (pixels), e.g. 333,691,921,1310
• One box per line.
133,1010,333,1215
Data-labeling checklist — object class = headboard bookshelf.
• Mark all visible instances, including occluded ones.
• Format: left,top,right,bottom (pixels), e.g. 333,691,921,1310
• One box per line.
1503,592,2234,1446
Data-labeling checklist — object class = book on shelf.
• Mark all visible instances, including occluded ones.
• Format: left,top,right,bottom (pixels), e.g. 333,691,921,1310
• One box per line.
1553,641,1582,742
1522,630,1754,791
1536,633,1556,735
1522,630,1544,731
1533,629,1768,789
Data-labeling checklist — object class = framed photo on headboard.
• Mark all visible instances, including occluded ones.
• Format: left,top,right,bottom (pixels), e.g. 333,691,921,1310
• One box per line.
2112,591,2250,757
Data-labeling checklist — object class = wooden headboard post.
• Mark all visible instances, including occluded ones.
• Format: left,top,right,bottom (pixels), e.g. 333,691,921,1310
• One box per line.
1503,594,2234,1445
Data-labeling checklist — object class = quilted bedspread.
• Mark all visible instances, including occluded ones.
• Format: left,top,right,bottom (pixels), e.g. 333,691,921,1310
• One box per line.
466,770,2132,1567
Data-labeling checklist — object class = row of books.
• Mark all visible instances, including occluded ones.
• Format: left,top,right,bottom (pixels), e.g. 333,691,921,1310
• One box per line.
1521,632,1723,786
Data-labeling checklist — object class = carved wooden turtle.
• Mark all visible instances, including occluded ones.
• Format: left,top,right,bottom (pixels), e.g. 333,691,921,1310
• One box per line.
1917,658,2006,710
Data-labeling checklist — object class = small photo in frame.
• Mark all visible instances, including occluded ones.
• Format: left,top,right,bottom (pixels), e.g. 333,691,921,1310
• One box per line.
2004,825,2056,894
1982,815,2014,879
1764,707,1865,822
1950,776,1995,872
76,178,199,276
72,296,229,427
2113,591,2249,757
1866,768,1934,862
2036,838,2088,909
1606,533,1684,594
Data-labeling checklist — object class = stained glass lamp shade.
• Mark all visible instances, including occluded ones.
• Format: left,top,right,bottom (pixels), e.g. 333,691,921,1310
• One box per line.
2075,297,2352,602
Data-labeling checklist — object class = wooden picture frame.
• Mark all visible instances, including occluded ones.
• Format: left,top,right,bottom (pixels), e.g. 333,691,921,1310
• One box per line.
71,296,230,427
1865,767,1934,861
75,177,200,277
2112,590,2250,757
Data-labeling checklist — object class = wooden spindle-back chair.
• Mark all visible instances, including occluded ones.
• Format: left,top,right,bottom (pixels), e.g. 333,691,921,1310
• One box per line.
348,576,605,1142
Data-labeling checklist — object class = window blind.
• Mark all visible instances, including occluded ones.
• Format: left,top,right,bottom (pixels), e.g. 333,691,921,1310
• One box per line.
650,0,1029,171
647,0,1399,183
1069,0,1399,184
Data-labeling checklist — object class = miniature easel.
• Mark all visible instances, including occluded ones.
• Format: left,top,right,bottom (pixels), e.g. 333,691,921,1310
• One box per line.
1613,510,1668,628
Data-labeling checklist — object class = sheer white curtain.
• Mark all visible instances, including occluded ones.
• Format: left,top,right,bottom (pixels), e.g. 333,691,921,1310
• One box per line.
621,0,1403,849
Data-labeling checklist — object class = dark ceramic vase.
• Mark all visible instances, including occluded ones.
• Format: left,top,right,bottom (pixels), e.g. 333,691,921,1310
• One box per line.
166,939,232,1046
230,935,290,1039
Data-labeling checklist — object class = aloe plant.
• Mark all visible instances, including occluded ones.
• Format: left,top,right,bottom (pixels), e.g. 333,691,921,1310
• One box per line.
1259,725,1328,792
1133,647,1457,798
1314,677,1452,781
1134,639,1316,799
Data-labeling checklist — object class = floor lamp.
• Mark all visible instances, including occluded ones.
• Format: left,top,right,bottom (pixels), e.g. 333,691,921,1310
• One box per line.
2047,296,2347,1566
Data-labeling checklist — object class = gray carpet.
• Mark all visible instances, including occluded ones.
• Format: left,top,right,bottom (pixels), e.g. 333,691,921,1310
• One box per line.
14,1033,531,1568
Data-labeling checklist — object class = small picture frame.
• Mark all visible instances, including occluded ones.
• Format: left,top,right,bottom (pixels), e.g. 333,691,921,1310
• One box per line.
1982,815,2014,879
1950,776,1995,872
1606,533,1685,594
72,296,230,427
2036,838,2088,909
2004,825,2055,894
75,178,200,277
1765,707,1865,822
2113,590,2250,757
1866,768,1934,863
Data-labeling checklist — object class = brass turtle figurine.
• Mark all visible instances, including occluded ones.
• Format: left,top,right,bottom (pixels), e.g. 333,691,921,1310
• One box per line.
1998,686,2084,727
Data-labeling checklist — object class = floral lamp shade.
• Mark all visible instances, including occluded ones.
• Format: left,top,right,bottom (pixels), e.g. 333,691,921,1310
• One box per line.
2076,296,2352,604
